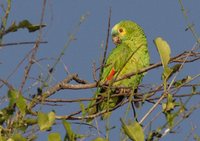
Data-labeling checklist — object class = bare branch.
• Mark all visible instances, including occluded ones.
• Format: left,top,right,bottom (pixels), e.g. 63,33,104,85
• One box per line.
99,7,111,79
19,0,47,92
0,41,47,48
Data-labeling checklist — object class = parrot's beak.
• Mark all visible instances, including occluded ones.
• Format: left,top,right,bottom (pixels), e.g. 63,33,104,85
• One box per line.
112,36,121,45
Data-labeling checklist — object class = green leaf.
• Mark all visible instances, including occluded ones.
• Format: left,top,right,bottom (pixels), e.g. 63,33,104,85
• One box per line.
11,134,27,141
162,94,177,128
38,112,49,131
18,20,46,32
194,134,200,141
48,112,56,125
147,130,162,141
154,37,171,69
0,136,6,141
63,120,76,141
5,20,46,34
7,138,14,141
162,67,173,82
8,89,18,107
24,118,37,125
162,94,175,113
166,112,175,128
154,37,173,88
173,76,192,87
0,107,14,124
79,102,86,118
48,133,61,141
192,86,196,94
121,119,144,141
162,64,181,82
16,94,27,115
7,89,27,115
38,111,55,131
170,64,182,74
62,120,85,141
92,137,108,141
0,126,6,141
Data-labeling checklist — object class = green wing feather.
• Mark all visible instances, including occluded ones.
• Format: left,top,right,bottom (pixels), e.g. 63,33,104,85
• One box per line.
101,43,132,82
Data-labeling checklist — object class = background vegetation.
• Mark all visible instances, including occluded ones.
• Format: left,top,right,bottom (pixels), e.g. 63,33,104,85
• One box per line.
0,0,200,141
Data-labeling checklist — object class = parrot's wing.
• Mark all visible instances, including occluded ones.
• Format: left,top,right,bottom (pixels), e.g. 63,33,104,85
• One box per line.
101,44,132,83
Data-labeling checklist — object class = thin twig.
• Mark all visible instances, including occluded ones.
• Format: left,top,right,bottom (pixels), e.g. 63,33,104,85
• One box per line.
19,0,47,92
43,12,89,87
92,61,98,82
99,7,111,79
0,41,47,47
139,93,166,124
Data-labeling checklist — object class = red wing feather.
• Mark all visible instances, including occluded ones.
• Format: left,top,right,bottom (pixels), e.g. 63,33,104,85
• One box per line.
106,67,116,81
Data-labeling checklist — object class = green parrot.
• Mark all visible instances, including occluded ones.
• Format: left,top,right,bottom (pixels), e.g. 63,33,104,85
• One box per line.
88,20,150,119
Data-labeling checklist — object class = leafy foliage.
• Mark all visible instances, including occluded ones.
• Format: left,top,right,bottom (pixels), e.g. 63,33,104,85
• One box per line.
48,133,62,141
154,37,173,85
121,119,144,141
38,111,55,131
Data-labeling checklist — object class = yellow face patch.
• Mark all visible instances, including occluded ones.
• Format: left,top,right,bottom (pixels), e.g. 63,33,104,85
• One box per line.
118,27,126,36
112,24,119,32
112,25,126,36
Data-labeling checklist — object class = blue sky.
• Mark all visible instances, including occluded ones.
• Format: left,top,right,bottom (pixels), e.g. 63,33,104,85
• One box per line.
1,0,200,140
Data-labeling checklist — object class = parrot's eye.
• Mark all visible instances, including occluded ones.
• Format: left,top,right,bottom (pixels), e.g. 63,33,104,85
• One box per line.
118,28,124,33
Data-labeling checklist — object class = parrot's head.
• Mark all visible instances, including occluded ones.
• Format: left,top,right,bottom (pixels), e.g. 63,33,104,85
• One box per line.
111,20,145,45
